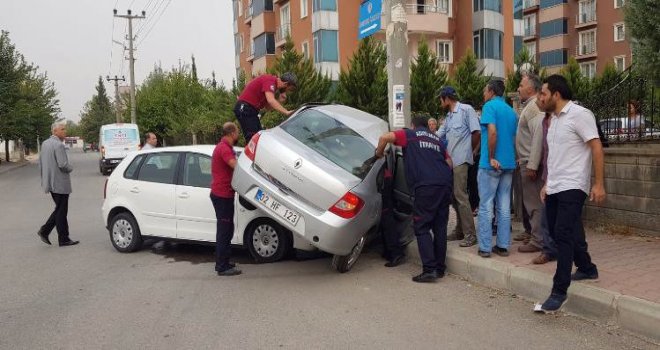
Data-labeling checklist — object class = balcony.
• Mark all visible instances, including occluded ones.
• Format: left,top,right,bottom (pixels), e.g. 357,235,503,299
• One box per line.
575,12,597,29
275,23,291,47
246,44,254,62
575,44,597,59
245,5,253,24
400,4,450,34
523,26,537,41
523,0,539,12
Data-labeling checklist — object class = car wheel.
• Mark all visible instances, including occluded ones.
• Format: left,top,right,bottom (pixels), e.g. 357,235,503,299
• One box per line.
109,212,143,253
332,234,367,273
245,219,290,263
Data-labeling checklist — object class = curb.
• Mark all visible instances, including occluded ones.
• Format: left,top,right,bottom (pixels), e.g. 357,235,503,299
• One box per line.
406,241,660,342
0,160,29,175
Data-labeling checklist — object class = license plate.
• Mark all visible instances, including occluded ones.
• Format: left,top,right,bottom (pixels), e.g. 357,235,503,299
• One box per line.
255,189,301,226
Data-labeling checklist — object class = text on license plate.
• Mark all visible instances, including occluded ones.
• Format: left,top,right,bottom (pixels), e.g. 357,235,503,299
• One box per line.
255,189,301,226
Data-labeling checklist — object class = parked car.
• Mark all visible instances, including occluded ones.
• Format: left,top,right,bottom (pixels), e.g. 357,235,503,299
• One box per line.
600,117,660,141
101,146,317,263
232,104,414,272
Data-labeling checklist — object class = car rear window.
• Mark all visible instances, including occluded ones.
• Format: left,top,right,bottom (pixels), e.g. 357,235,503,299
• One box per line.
280,109,376,179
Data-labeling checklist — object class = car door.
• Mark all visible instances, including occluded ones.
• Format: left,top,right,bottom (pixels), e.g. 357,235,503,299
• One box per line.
132,152,180,238
390,148,415,245
174,152,218,242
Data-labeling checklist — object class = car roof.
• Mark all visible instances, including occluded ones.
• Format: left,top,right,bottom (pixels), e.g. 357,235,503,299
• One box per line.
304,104,389,144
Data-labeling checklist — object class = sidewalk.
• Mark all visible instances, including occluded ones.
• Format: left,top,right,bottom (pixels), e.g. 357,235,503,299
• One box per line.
406,213,660,343
0,159,29,175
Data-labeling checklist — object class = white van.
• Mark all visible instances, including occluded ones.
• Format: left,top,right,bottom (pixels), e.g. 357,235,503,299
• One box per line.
99,123,140,175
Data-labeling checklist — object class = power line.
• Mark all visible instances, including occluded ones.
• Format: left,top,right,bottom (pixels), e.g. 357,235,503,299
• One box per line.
136,0,172,46
135,0,165,37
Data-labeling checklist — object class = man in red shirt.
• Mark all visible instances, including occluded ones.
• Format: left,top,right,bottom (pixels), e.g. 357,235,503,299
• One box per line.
234,72,298,141
211,122,241,276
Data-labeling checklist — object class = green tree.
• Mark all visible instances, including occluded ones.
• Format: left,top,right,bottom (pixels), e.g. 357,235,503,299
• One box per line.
336,37,388,118
79,76,114,143
410,40,448,118
625,0,660,84
560,57,591,102
504,47,544,94
0,31,59,159
450,48,491,110
592,63,620,95
232,69,247,98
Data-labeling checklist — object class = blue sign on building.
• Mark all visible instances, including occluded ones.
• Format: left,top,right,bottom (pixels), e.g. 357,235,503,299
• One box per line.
358,0,382,39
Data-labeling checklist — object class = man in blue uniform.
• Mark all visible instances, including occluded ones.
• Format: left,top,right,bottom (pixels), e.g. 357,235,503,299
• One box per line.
376,115,453,283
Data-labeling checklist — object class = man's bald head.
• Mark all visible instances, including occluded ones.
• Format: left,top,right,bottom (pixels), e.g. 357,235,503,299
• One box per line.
222,122,238,136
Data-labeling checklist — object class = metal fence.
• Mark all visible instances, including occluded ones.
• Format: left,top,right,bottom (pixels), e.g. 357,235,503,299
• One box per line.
582,68,660,144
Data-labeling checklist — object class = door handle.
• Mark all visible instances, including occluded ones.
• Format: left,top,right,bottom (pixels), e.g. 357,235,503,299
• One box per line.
178,193,189,199
130,187,140,193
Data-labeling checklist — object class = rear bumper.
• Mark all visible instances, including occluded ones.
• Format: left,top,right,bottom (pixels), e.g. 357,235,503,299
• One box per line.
100,158,123,169
232,155,377,256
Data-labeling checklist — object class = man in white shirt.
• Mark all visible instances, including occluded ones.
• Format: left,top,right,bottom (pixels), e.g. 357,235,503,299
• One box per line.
142,132,157,150
535,75,606,313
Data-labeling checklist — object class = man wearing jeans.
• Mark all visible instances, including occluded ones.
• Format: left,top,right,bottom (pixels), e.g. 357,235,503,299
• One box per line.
436,86,481,247
211,122,242,276
476,80,518,258
535,75,605,312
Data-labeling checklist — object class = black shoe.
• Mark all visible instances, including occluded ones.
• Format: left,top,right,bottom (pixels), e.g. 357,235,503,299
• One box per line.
217,267,242,276
59,240,79,247
37,230,51,245
538,293,567,313
412,271,438,283
571,269,599,281
478,250,491,258
459,235,477,247
384,255,405,267
492,246,509,257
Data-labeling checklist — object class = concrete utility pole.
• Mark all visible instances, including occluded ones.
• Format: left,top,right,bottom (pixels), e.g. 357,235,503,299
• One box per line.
113,9,145,125
384,0,410,130
106,75,126,124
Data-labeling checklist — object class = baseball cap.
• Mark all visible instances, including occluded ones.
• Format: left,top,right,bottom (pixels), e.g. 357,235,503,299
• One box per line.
437,86,458,99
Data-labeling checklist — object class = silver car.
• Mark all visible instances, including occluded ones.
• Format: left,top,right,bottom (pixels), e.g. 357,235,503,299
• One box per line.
233,104,412,272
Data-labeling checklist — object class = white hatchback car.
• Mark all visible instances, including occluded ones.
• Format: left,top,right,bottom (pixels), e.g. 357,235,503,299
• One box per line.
101,145,315,263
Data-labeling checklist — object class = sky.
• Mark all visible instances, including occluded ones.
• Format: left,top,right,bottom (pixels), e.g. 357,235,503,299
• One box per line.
0,0,235,122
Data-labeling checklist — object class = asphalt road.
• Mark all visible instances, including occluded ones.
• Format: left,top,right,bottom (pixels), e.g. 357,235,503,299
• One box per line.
0,149,657,350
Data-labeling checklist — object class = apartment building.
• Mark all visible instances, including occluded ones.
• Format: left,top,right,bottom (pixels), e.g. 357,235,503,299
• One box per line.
521,0,632,79
231,0,518,81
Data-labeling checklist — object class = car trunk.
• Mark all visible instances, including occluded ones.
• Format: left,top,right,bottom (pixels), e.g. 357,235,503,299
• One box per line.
252,128,361,211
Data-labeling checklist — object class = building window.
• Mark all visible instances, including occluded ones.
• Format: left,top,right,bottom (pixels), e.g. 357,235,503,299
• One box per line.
580,61,597,79
615,0,625,8
524,42,536,60
253,33,275,58
578,0,596,24
313,30,338,63
614,56,626,71
234,34,244,54
251,0,273,17
539,49,568,67
302,41,310,59
300,0,308,18
614,23,625,41
579,30,596,55
312,0,336,12
436,0,451,14
540,0,567,8
473,0,502,13
437,41,453,63
473,29,503,60
523,14,536,37
238,0,243,16
539,18,568,38
523,0,538,9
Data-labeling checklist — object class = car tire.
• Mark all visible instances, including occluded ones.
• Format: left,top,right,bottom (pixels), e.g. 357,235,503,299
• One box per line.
244,219,290,263
109,212,143,253
332,234,367,273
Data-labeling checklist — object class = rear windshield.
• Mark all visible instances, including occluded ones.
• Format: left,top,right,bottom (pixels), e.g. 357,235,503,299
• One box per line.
280,109,376,179
102,128,139,147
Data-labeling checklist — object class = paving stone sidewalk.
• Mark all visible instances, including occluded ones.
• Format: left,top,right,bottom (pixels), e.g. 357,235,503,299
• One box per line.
0,160,29,175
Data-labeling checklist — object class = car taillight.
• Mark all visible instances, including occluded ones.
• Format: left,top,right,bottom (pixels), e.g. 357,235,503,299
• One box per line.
244,132,261,161
329,192,364,219
103,179,108,199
